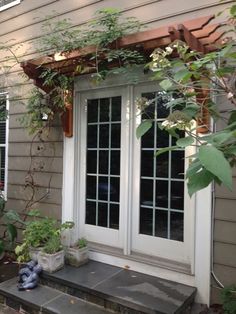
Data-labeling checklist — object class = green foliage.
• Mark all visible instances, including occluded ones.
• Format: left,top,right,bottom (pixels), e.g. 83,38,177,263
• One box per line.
0,193,5,215
0,191,26,257
199,145,232,189
73,237,87,249
43,234,62,254
136,120,152,139
0,96,8,122
15,243,30,263
139,7,236,196
15,217,74,261
221,285,236,314
23,8,144,133
23,218,58,248
0,240,4,256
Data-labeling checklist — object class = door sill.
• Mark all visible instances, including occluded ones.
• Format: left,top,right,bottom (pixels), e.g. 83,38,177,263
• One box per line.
88,241,192,275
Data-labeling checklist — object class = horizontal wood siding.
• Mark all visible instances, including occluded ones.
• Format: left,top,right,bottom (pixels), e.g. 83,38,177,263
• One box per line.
0,0,235,305
211,97,236,304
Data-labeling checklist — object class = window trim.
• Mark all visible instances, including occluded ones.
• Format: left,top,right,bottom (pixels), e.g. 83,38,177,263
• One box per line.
0,0,21,12
0,92,9,198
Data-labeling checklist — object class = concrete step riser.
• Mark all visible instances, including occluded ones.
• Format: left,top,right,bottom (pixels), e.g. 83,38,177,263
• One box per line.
40,277,146,314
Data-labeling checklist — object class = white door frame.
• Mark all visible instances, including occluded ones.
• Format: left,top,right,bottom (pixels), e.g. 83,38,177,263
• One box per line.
61,73,212,305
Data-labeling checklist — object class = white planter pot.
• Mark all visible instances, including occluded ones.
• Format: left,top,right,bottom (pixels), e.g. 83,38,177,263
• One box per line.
38,250,64,273
65,247,88,267
29,247,43,262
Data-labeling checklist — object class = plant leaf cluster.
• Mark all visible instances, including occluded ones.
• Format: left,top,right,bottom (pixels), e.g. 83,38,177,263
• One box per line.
25,8,145,132
138,16,236,196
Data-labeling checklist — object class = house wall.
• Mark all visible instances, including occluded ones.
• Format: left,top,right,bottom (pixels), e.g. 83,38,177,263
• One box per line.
211,99,236,304
0,0,235,304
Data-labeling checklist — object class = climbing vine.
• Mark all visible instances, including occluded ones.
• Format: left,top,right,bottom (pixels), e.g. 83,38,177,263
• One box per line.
23,8,145,133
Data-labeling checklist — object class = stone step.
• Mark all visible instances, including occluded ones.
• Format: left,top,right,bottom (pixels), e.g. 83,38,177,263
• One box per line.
40,260,197,314
0,277,110,314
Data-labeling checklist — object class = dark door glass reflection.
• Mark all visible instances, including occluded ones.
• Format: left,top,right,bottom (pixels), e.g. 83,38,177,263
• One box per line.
155,210,168,238
139,91,184,242
140,207,153,235
86,96,121,230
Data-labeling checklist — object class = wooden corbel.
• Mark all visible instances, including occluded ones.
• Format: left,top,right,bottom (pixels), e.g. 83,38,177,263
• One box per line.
61,90,73,137
195,84,210,134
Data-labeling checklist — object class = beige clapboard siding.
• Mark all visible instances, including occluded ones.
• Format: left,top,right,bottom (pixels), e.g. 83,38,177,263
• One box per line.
8,141,63,157
7,184,62,205
214,220,236,245
215,179,236,200
0,0,232,65
211,263,236,304
8,171,62,189
212,92,236,303
215,199,236,222
6,198,61,219
8,156,63,173
9,113,61,129
8,127,63,143
214,242,236,269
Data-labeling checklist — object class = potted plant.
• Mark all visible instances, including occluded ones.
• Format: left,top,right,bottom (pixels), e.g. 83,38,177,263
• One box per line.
38,234,64,273
65,238,88,267
23,218,58,262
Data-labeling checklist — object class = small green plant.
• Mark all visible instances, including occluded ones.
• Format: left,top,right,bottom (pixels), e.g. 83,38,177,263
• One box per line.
15,218,74,262
0,190,27,258
43,234,62,254
23,217,58,248
73,238,87,249
221,285,236,314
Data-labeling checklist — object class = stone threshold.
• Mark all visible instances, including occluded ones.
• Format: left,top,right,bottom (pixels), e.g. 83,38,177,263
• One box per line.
0,277,110,314
40,260,197,314
0,260,197,313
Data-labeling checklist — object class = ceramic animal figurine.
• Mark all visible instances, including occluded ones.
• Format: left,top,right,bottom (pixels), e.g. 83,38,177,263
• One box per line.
18,261,42,291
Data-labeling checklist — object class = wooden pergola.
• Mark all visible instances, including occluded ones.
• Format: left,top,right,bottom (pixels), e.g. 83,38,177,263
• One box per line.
21,15,224,137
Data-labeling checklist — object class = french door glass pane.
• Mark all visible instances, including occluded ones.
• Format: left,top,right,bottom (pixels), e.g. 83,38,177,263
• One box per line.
86,97,121,229
139,92,185,241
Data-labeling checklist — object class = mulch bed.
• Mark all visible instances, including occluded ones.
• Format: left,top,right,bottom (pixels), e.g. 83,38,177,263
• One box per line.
0,254,19,283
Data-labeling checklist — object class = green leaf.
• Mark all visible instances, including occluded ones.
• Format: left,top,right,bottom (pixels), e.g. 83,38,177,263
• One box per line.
28,209,41,217
212,132,235,145
136,120,152,139
182,104,199,118
176,136,194,148
7,224,17,243
3,210,25,225
216,67,235,76
219,43,233,57
174,69,192,82
166,128,180,139
186,159,202,179
187,168,215,197
155,146,178,157
159,79,173,91
0,240,4,256
228,111,236,125
0,197,5,215
230,4,236,17
199,145,232,189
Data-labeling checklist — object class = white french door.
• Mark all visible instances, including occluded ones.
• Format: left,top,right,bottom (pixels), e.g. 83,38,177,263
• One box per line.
78,87,129,249
76,81,194,265
131,83,194,264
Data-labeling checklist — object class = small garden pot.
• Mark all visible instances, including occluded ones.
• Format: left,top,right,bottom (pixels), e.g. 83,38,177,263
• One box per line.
29,247,43,262
38,250,64,273
65,247,88,267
